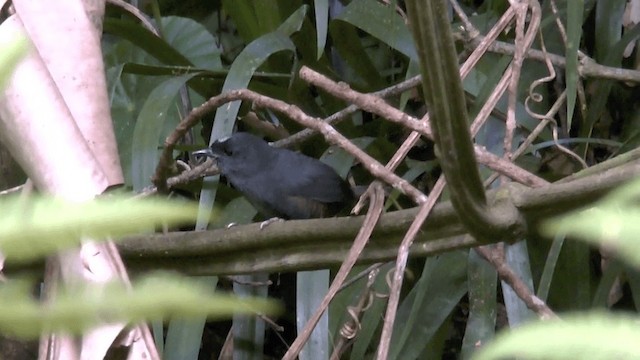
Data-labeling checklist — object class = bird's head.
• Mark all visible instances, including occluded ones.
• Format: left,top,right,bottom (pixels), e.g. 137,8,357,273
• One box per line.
192,133,273,174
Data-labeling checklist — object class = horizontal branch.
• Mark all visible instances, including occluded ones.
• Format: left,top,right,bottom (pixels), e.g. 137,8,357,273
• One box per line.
115,158,640,275
460,30,640,83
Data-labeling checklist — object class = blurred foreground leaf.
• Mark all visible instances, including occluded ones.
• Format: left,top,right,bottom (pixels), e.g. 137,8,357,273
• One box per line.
473,312,640,360
0,33,29,90
0,195,199,262
541,178,640,268
0,273,281,338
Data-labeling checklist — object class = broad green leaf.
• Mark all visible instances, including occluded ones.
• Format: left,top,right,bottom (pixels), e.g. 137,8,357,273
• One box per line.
105,42,166,186
253,0,283,34
112,15,221,71
594,0,626,64
314,0,329,60
104,16,222,186
474,312,640,360
159,16,223,70
164,276,218,360
200,4,307,227
131,74,199,191
209,196,258,229
0,195,198,262
329,21,384,89
234,273,270,360
104,18,192,67
208,6,306,142
462,246,497,359
0,273,280,339
222,0,262,43
336,0,417,61
297,270,329,360
390,250,468,359
552,238,591,310
501,241,536,326
320,137,375,178
581,22,640,153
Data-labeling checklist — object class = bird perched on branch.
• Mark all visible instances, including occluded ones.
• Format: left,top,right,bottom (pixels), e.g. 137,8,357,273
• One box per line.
193,132,353,220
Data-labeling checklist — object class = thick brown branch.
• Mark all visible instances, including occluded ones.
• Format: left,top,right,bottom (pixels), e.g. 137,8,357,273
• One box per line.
114,159,640,275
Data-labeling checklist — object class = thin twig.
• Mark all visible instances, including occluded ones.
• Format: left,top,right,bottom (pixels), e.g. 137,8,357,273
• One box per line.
459,24,640,83
475,245,557,319
376,176,446,359
331,267,381,359
273,75,423,149
283,183,386,360
299,67,547,187
504,1,532,165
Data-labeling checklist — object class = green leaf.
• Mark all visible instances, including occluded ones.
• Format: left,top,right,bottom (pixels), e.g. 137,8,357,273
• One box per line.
542,178,640,268
131,73,199,191
208,6,306,141
349,263,395,359
314,0,329,60
222,0,262,43
159,16,223,70
536,234,565,302
390,250,468,359
581,21,640,153
473,312,640,360
253,0,284,34
565,0,584,131
233,273,270,360
104,18,192,67
594,0,626,64
209,196,258,229
461,247,497,358
336,0,417,61
544,206,640,268
328,21,384,89
320,136,375,178
297,270,329,360
0,273,280,339
501,241,536,326
0,195,199,262
0,34,29,90
164,276,218,360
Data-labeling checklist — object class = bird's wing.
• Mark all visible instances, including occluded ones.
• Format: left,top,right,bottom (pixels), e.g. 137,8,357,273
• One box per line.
275,151,351,203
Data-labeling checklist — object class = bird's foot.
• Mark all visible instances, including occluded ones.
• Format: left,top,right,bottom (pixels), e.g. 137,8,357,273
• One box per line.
259,217,284,229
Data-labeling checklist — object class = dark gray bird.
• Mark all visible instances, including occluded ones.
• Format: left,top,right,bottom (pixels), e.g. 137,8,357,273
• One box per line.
193,132,353,220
